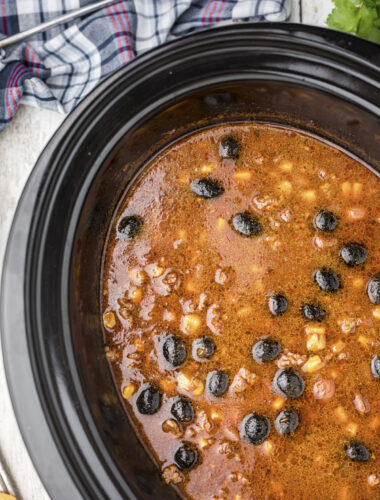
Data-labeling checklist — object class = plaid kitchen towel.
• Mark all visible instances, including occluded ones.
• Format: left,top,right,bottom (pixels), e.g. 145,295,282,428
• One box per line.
0,0,290,132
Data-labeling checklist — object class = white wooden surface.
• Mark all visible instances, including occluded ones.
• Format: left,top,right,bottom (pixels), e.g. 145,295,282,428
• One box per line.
0,3,330,499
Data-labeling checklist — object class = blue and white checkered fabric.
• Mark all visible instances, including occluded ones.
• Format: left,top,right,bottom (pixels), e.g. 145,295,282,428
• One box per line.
0,0,290,131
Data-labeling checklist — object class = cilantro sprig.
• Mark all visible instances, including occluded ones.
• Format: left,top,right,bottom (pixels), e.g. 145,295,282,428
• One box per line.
327,0,380,43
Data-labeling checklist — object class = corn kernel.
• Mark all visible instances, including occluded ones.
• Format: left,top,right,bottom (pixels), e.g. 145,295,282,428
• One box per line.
358,334,372,347
216,217,227,230
134,338,144,351
352,277,364,288
278,180,292,194
122,384,136,399
185,281,198,293
307,333,326,351
346,422,358,436
305,325,326,335
210,409,223,421
263,440,274,455
181,314,201,335
178,229,187,240
177,373,204,395
199,438,210,449
103,311,116,329
192,379,204,396
151,265,165,277
352,182,363,197
332,340,345,353
272,396,285,410
334,406,348,423
234,171,252,180
341,181,351,196
201,164,216,174
237,306,252,317
372,306,380,320
301,190,316,202
177,373,193,392
279,160,293,171
130,288,142,302
303,355,325,373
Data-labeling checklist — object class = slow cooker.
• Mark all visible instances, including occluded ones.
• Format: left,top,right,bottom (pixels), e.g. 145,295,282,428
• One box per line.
1,23,379,500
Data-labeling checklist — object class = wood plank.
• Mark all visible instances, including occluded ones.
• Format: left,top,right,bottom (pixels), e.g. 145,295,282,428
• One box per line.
301,0,333,26
290,0,301,22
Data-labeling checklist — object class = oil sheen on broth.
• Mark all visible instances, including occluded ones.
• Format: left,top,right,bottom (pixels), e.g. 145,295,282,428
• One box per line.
102,124,380,500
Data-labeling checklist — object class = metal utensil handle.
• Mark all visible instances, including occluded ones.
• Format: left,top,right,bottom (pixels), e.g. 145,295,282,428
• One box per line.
0,0,116,49
0,454,14,495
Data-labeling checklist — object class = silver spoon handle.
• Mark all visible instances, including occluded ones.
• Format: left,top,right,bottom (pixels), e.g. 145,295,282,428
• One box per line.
0,0,117,49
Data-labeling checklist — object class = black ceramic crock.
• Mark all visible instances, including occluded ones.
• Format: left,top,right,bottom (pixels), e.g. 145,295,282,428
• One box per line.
1,23,380,500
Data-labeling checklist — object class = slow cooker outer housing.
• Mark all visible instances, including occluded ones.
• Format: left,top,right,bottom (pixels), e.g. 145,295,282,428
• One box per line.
1,24,380,500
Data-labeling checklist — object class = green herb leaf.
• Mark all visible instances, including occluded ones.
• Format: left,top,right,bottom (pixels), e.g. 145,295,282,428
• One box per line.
326,0,380,44
327,5,360,32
